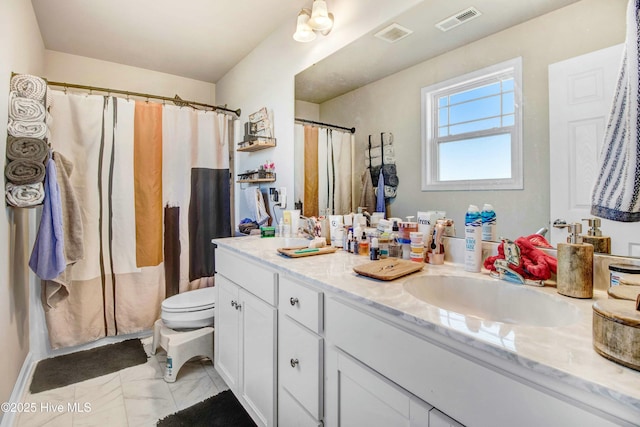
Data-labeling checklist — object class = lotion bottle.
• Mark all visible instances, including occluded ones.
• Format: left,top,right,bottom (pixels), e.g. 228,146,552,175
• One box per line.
580,218,611,254
464,204,482,272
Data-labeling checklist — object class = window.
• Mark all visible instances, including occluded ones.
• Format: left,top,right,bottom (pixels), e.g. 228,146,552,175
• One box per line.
421,57,523,191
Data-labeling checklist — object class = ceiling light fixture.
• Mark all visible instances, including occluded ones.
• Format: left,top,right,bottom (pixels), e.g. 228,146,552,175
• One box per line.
293,1,334,43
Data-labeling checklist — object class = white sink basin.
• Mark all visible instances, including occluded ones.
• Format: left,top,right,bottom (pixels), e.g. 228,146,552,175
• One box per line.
260,236,313,249
403,275,580,327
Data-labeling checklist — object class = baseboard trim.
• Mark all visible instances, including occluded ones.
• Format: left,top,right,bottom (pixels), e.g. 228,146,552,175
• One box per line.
0,352,36,427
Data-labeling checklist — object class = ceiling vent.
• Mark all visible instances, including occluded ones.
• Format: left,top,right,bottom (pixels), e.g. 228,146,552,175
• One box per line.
435,7,482,32
374,23,414,43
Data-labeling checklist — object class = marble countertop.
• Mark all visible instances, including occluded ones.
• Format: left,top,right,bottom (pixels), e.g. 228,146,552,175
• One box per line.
213,236,640,417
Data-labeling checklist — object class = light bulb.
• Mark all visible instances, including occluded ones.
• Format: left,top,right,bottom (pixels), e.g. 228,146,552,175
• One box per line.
293,9,316,42
308,0,333,31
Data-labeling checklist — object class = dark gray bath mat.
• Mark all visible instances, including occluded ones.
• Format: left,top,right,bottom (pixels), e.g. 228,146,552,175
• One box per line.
157,390,256,427
29,338,148,393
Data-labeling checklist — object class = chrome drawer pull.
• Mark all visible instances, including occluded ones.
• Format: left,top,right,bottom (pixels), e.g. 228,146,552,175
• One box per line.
290,297,299,306
290,358,299,368
231,300,237,307
235,303,242,311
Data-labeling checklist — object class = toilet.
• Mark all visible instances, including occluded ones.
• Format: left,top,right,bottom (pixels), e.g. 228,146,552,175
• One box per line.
151,287,215,382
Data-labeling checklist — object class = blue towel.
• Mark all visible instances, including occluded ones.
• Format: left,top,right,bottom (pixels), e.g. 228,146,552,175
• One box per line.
29,158,66,280
591,0,640,221
376,169,385,213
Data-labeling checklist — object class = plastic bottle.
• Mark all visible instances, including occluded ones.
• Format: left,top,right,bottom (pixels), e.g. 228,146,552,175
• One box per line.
359,231,369,256
465,204,483,272
370,237,380,260
388,221,402,258
278,219,285,237
481,204,497,241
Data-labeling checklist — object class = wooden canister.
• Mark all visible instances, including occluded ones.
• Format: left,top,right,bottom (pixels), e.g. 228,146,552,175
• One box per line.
557,242,593,298
607,285,640,301
592,299,640,371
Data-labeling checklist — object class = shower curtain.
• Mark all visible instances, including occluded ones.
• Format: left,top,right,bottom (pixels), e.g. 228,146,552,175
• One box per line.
42,91,232,349
294,124,353,216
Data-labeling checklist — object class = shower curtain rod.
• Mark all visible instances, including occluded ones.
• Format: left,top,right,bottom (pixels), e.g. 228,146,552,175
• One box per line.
295,117,355,134
46,80,241,117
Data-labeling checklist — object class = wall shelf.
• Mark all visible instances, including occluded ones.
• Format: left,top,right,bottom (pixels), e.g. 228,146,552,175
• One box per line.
236,178,276,184
238,136,276,152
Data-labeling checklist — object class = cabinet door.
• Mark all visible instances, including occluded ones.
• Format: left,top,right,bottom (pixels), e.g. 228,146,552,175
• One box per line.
279,388,322,427
240,288,277,427
215,276,240,390
325,347,431,427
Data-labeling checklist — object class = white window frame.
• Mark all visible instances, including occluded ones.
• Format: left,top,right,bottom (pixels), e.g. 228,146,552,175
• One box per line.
421,57,523,191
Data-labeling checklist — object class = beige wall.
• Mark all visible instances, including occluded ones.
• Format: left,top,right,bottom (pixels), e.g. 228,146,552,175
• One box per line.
319,0,626,238
44,50,215,105
0,0,45,413
216,0,422,224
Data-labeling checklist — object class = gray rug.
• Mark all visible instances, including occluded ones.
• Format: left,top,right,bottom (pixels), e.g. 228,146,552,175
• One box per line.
157,390,256,427
29,338,148,393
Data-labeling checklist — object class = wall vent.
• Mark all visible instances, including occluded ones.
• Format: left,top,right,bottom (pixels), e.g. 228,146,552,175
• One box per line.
374,23,413,43
435,7,482,32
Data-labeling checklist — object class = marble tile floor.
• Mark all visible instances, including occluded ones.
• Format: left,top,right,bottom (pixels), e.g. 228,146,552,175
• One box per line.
14,336,228,427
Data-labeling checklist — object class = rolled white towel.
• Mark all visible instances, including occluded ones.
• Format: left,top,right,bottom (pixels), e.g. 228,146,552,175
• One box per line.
10,74,47,102
365,144,395,159
6,182,44,207
366,154,396,168
9,91,46,122
8,119,47,139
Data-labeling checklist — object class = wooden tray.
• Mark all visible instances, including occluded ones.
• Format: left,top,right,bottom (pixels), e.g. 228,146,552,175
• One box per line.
353,258,424,281
277,246,338,258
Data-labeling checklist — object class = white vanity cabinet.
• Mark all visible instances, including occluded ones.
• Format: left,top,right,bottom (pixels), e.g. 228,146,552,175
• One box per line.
324,296,620,427
214,249,277,427
277,276,324,427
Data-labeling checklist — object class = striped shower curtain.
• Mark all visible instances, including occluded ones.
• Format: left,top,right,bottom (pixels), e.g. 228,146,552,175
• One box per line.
294,124,353,217
42,91,232,349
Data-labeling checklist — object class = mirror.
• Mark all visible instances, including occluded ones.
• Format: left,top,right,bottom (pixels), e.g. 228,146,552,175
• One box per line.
295,0,629,255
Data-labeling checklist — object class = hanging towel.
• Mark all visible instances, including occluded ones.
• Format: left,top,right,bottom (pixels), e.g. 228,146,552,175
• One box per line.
9,91,46,122
591,0,640,221
376,169,386,213
5,182,44,207
244,187,270,225
29,158,66,280
43,151,86,307
6,136,49,161
8,119,47,139
10,74,47,102
359,169,376,214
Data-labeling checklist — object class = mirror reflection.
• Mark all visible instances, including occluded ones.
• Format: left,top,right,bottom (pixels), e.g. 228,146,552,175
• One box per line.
294,0,635,256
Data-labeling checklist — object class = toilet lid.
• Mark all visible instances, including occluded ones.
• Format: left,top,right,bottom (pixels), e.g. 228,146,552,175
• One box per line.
162,287,216,312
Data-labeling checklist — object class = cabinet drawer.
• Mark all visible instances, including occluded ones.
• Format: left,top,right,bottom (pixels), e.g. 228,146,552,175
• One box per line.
216,248,277,305
279,276,323,333
279,316,323,419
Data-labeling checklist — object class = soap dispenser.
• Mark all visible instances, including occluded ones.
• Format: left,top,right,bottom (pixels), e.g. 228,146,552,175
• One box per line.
581,218,611,254
553,222,594,298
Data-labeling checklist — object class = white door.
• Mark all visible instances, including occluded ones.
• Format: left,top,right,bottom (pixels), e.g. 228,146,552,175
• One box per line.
240,288,277,427
214,276,240,390
549,44,640,256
